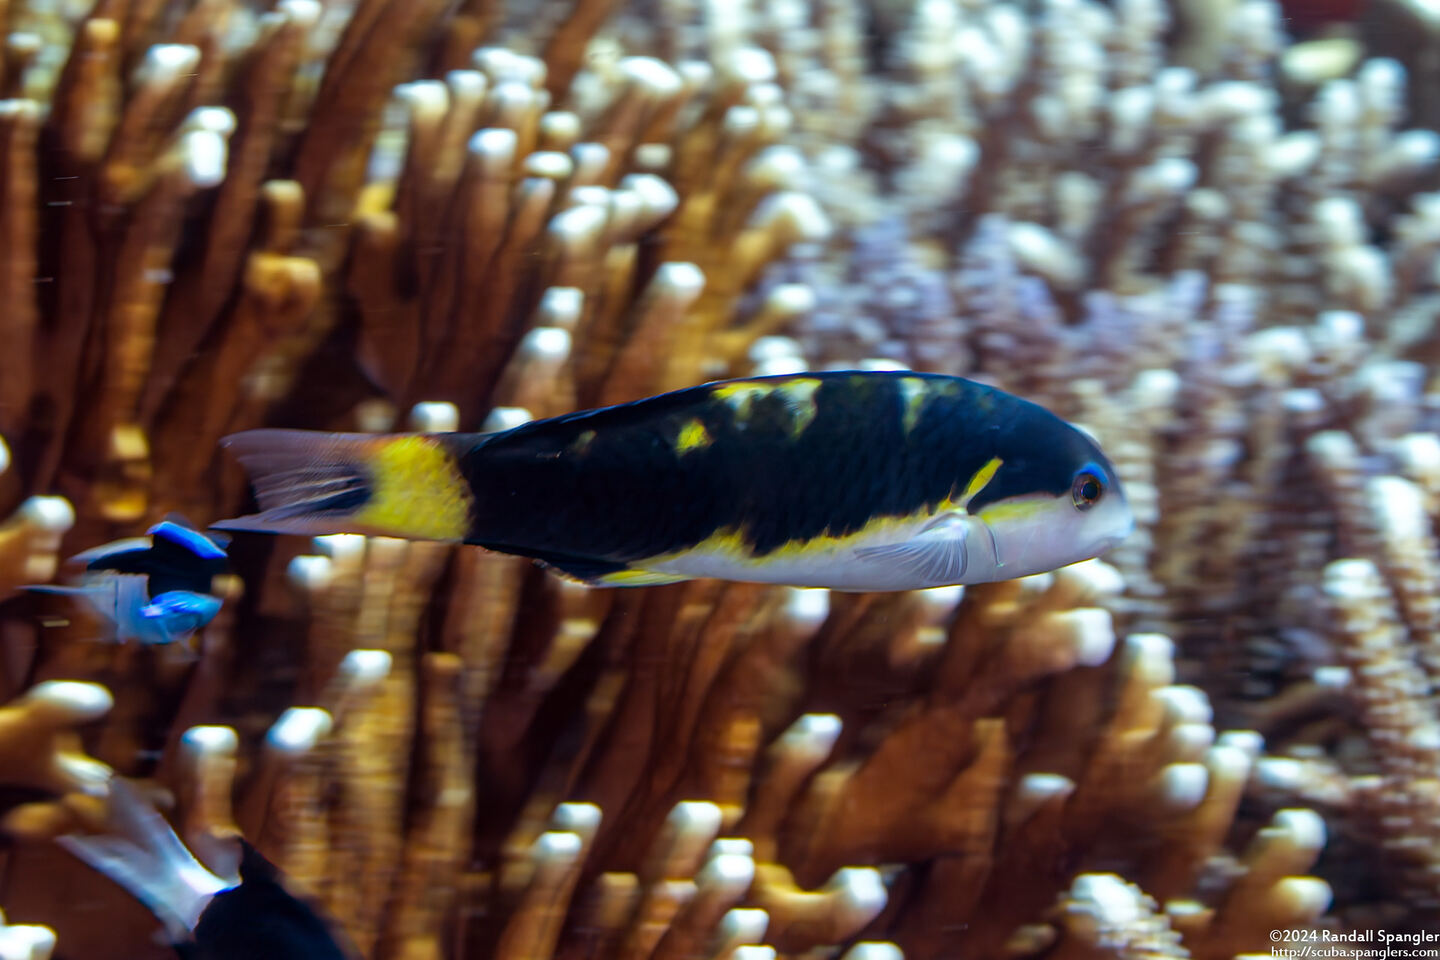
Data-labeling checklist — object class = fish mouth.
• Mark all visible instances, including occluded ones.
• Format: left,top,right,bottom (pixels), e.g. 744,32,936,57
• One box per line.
1092,534,1126,556
1095,510,1136,555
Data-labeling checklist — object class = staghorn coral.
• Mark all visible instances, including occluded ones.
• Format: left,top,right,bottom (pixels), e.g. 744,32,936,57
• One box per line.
0,0,1438,957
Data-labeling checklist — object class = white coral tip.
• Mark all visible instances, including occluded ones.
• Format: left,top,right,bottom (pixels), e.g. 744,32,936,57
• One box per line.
1275,808,1327,851
181,725,238,758
552,802,602,836
482,407,533,432
20,497,75,532
830,867,887,922
266,707,332,753
668,800,723,835
410,401,460,433
841,943,904,960
339,649,392,686
27,680,113,720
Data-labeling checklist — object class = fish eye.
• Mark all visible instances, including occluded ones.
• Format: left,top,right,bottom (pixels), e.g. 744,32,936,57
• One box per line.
1071,468,1105,511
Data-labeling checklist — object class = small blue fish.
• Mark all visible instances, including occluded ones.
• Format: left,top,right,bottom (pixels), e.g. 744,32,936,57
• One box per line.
29,520,228,646
58,779,353,960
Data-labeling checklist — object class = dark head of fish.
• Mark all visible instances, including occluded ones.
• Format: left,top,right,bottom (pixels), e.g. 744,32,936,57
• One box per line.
964,390,1126,513
178,842,352,960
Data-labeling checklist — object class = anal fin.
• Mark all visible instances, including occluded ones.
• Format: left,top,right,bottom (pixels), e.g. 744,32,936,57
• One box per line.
507,548,693,588
590,568,692,587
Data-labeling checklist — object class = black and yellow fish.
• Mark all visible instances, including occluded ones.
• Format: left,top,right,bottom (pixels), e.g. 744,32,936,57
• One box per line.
214,372,1134,591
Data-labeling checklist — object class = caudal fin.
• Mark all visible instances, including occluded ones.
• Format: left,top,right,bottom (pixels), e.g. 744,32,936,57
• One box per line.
213,429,476,541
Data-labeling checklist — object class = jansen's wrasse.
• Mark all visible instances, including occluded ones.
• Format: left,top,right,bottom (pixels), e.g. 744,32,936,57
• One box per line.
215,372,1134,591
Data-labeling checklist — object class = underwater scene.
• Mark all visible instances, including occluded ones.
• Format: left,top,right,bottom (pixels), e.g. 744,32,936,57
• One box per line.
0,0,1437,956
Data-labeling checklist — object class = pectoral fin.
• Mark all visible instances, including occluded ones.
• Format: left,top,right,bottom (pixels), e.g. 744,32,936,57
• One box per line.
853,514,972,585
28,578,137,631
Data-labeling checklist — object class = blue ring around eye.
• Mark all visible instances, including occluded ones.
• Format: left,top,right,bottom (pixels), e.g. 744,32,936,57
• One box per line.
1074,461,1108,486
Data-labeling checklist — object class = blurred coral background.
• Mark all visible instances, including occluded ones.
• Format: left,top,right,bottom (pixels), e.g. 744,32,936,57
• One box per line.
2,0,1440,957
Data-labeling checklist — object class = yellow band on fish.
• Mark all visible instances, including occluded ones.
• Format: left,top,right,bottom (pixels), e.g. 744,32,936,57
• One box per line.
676,418,712,454
960,457,1003,506
975,496,1048,524
353,436,473,540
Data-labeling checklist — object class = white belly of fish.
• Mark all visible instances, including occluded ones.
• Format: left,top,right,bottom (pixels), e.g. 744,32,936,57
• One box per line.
647,511,1006,592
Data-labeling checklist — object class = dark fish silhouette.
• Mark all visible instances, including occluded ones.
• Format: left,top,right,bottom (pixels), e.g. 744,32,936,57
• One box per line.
178,842,351,960
57,779,352,959
216,372,1133,590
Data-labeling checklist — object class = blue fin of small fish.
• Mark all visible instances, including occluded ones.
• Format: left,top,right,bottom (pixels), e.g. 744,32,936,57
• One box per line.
139,591,224,640
30,579,217,646
69,536,154,566
151,519,229,560
853,514,971,584
29,577,148,641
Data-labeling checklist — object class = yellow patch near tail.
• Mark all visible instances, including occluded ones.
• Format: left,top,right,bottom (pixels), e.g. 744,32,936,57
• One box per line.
353,436,474,540
776,378,821,437
712,378,822,436
899,377,927,434
675,418,712,454
712,382,773,420
569,430,597,456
